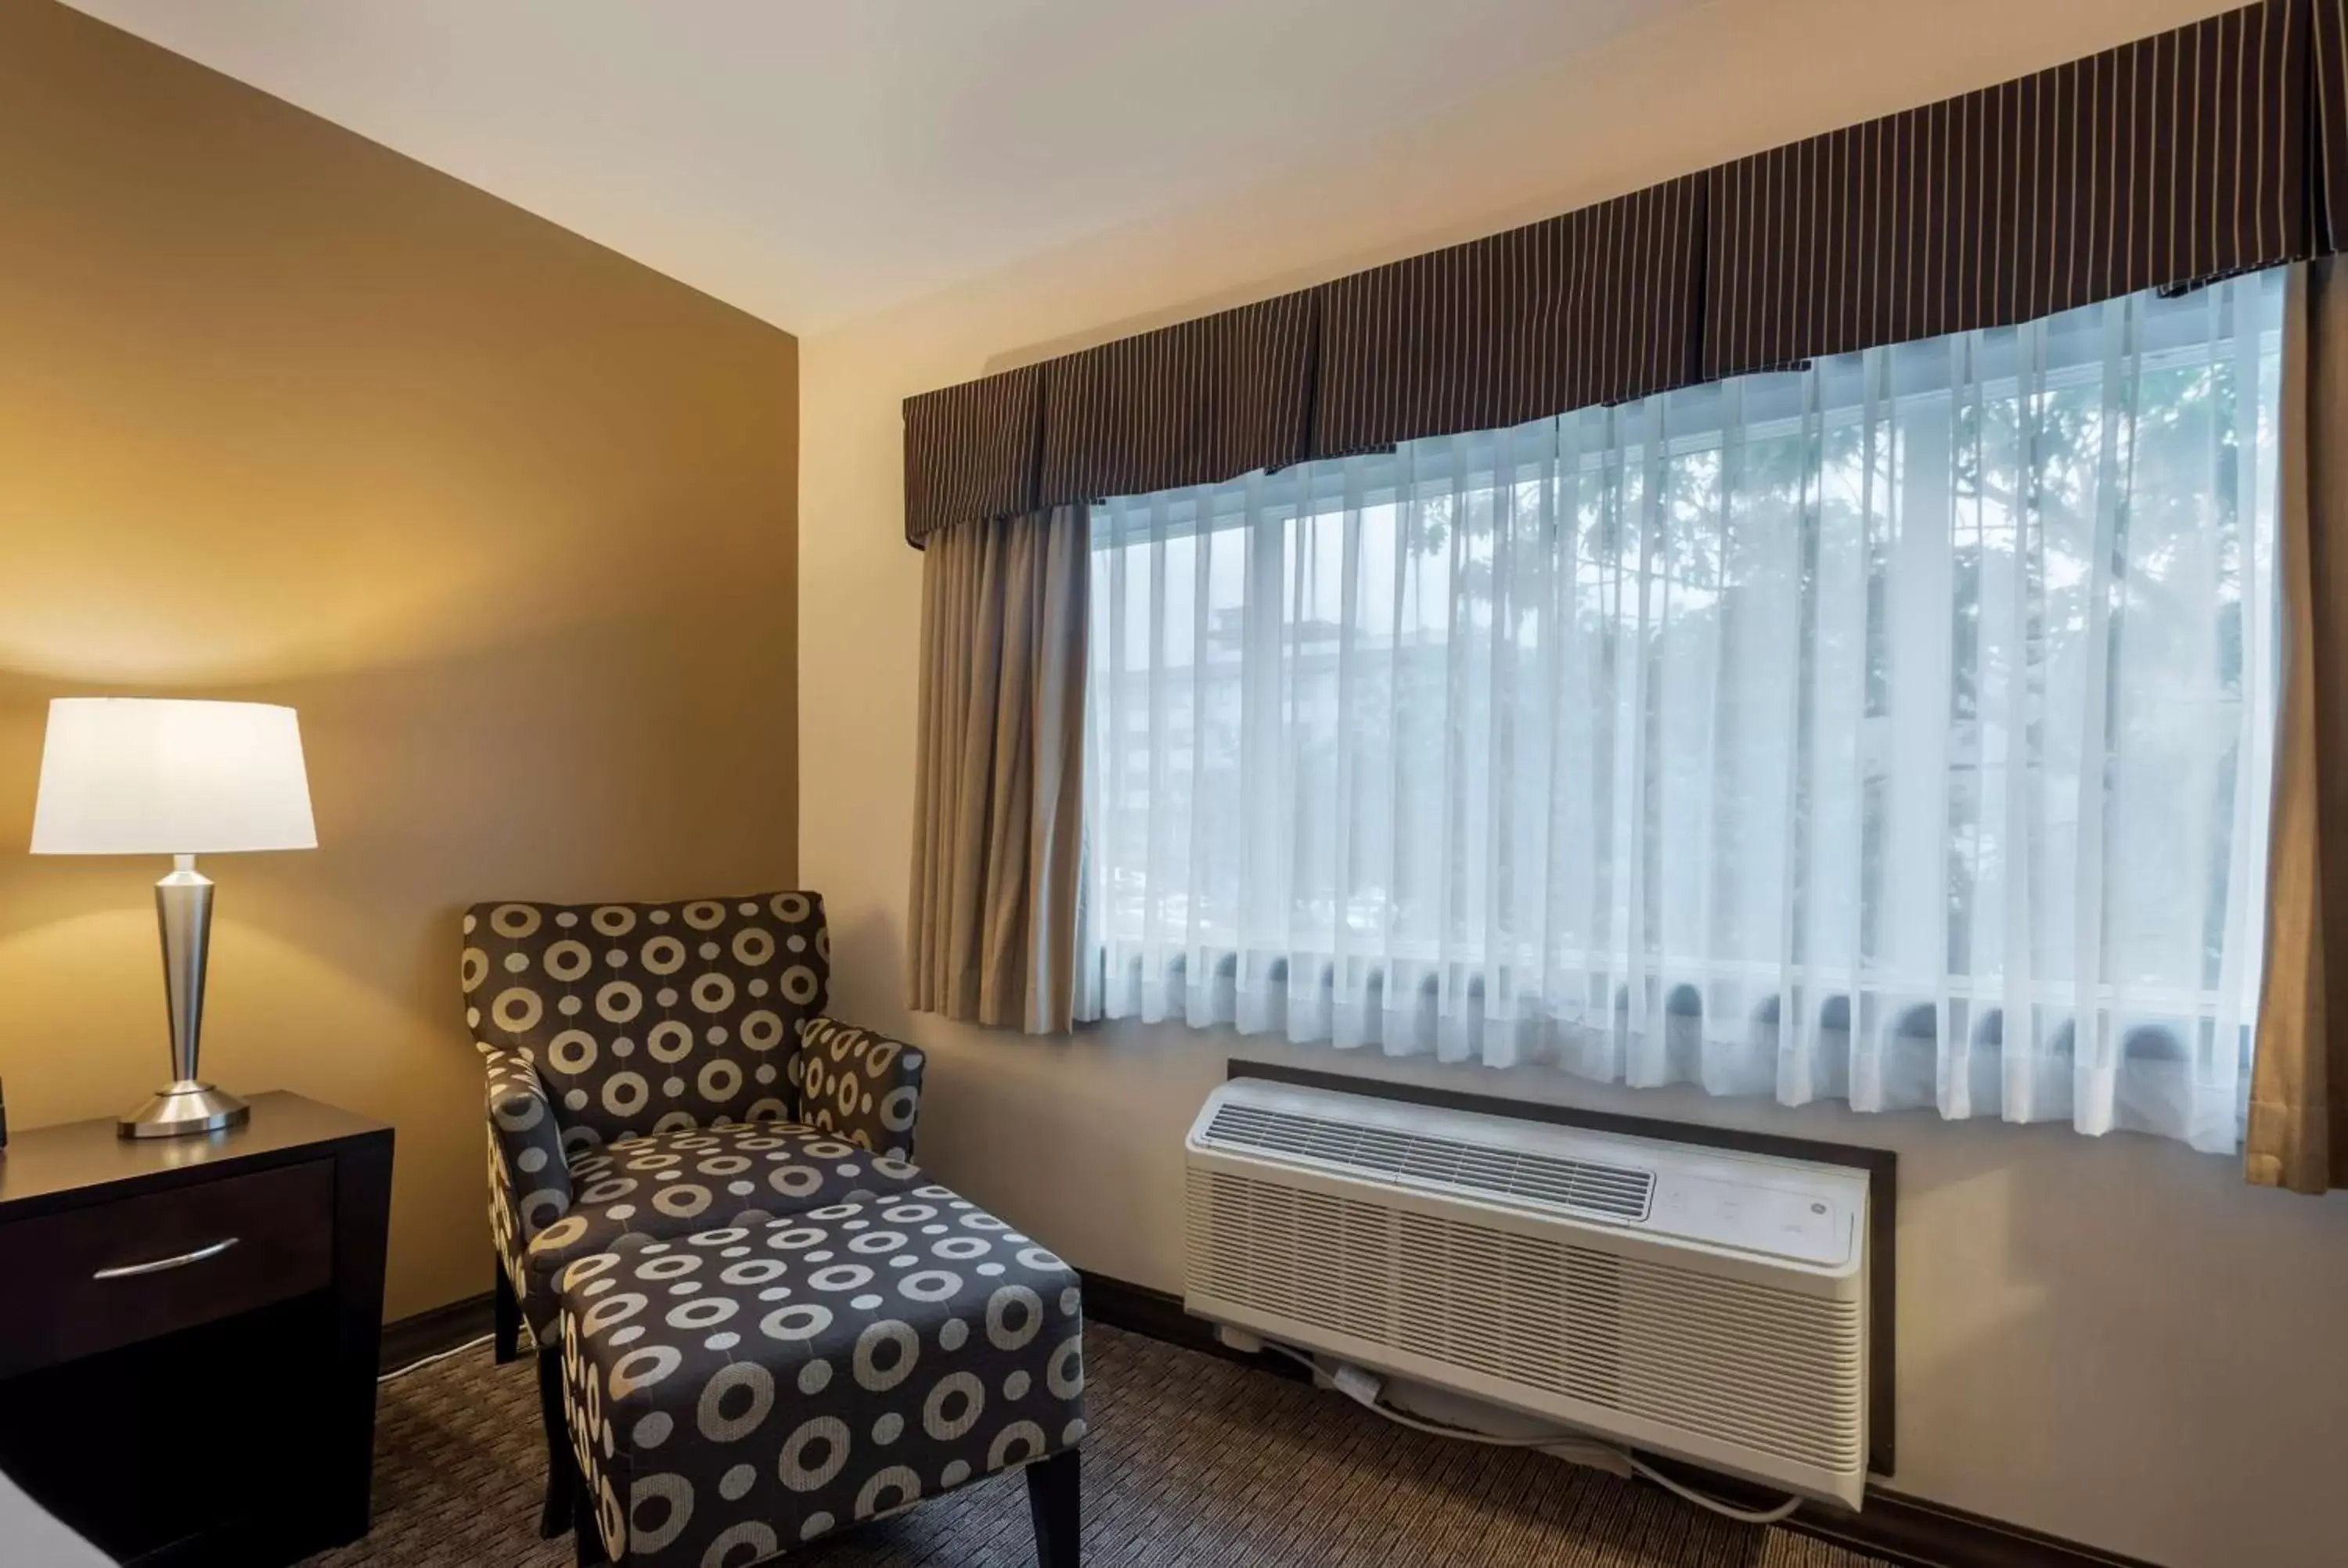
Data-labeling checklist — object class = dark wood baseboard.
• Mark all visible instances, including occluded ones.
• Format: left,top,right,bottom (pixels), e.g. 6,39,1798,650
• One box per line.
1079,1271,2155,1568
1774,1489,2166,1568
378,1289,496,1376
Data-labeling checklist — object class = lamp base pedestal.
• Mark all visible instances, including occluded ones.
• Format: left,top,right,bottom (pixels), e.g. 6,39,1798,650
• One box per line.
119,1081,250,1140
121,858,247,1140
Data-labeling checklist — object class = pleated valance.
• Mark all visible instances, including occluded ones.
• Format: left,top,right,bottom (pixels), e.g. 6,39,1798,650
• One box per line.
2317,0,2348,247
1706,2,2303,379
902,364,1042,545
1038,292,1319,509
901,178,1707,545
905,0,2342,545
1313,175,1706,458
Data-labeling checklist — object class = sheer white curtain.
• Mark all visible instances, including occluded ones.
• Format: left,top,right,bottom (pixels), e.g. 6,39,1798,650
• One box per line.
1083,272,2284,1152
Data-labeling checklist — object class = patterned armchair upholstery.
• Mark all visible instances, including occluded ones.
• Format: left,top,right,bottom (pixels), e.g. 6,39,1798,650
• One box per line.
466,893,928,1342
465,893,1082,1564
795,1016,927,1161
483,1044,573,1315
468,892,830,1145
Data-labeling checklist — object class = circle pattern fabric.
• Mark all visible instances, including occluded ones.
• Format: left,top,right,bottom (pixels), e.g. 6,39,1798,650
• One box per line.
521,1121,928,1325
466,894,831,1147
795,1018,928,1163
557,1188,1086,1568
482,1042,573,1328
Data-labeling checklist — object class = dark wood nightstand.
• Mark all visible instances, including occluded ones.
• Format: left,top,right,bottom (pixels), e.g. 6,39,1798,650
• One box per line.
0,1092,393,1567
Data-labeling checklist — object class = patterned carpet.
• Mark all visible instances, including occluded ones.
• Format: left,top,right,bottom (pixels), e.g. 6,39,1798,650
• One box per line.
306,1324,1889,1567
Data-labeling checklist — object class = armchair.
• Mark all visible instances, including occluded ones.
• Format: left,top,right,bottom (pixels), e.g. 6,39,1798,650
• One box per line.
463,892,927,1536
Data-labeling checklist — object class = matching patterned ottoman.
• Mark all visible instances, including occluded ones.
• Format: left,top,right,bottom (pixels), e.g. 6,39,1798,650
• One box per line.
557,1187,1087,1567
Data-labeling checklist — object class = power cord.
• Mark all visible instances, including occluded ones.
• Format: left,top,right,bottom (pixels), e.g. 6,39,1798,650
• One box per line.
378,1332,497,1385
1259,1342,1803,1526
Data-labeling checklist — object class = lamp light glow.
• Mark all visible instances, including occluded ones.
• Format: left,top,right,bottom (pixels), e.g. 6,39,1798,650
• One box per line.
31,698,316,856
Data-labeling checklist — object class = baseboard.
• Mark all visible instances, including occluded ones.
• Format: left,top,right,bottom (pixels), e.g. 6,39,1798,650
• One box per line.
1078,1271,2155,1568
1775,1490,2166,1568
1078,1269,1309,1383
378,1289,496,1376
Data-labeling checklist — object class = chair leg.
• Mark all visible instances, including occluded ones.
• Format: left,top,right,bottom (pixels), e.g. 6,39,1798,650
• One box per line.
536,1344,574,1541
493,1255,523,1365
574,1495,609,1568
1025,1448,1081,1568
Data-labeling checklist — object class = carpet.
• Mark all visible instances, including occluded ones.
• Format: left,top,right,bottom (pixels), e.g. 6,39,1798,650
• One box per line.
305,1324,1889,1566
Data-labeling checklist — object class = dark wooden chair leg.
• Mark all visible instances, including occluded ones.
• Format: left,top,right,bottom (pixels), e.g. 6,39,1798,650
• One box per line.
571,1421,612,1566
536,1343,574,1541
1025,1448,1081,1567
493,1255,522,1365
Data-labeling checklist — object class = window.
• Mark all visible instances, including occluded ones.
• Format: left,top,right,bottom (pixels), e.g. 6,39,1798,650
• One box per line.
1082,272,2284,1152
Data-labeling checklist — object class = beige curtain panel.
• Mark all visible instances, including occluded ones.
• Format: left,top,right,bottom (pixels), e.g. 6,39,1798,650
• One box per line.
2250,254,2348,1192
908,507,1090,1034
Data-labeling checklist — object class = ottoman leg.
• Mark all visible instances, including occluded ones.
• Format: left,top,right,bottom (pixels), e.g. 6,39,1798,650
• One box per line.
536,1343,574,1540
571,1441,613,1566
1025,1448,1082,1567
493,1254,523,1365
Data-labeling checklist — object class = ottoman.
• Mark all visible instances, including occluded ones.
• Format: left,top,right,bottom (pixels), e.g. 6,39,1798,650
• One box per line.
556,1187,1087,1567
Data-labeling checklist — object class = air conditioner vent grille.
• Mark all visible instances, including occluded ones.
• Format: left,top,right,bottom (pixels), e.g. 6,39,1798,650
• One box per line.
1201,1104,1655,1223
1184,1167,1864,1476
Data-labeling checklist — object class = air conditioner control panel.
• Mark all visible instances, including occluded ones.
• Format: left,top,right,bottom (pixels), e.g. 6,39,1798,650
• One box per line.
1647,1171,1860,1270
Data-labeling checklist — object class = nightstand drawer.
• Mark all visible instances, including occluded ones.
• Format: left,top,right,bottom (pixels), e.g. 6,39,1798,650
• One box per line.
0,1159,334,1377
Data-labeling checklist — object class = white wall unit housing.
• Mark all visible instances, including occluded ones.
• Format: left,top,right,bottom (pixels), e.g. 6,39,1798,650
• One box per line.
1183,1079,1872,1507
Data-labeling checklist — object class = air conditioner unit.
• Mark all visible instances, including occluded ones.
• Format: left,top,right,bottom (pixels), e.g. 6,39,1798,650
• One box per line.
1183,1079,1870,1507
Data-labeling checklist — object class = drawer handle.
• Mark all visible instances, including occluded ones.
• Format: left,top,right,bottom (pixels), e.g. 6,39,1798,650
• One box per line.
92,1238,239,1279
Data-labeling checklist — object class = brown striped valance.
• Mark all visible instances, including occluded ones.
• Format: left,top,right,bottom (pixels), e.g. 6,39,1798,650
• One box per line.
1706,1,2304,379
903,182,1706,544
902,365,1041,545
1036,292,1317,512
1314,177,1705,458
907,0,2348,545
2317,0,2348,248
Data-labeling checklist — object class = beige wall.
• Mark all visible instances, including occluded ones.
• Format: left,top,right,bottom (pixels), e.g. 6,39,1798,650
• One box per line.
0,0,799,1322
800,2,2348,1565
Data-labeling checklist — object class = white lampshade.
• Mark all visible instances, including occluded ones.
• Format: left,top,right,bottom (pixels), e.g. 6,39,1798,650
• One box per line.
29,699,318,856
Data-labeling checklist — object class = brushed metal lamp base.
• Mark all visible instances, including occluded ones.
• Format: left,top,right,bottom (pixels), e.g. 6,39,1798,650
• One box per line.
117,854,247,1142
120,1081,250,1139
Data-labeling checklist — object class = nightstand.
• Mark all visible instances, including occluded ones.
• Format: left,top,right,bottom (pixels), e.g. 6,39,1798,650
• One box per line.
0,1092,393,1567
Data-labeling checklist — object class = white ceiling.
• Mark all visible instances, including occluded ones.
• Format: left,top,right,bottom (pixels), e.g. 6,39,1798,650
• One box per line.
60,0,1703,333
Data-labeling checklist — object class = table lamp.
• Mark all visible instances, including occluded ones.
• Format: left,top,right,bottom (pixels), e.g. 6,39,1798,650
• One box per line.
29,698,317,1138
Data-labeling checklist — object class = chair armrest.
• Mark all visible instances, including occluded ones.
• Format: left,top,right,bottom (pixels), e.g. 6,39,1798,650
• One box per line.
795,1017,927,1162
481,1044,573,1298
